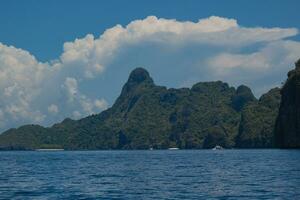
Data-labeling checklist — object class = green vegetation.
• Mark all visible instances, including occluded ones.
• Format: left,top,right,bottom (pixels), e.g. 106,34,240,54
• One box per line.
0,67,283,150
236,88,280,148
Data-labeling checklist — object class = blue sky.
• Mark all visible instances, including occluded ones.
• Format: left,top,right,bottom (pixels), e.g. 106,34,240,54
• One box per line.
0,0,300,131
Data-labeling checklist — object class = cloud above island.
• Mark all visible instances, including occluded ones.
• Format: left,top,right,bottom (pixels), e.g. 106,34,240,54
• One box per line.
0,16,299,132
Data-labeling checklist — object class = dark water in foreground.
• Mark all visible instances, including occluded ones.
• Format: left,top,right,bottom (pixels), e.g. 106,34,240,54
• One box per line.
0,150,299,200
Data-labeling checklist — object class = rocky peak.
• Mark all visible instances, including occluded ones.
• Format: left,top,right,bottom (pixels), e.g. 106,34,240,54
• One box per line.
120,68,154,95
127,68,153,85
236,85,253,95
232,85,256,111
191,81,230,93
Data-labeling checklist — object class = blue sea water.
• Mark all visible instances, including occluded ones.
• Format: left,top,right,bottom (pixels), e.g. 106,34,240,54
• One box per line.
0,150,299,200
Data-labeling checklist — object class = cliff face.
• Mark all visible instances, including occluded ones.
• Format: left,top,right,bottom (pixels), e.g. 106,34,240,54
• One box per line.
0,67,282,150
236,88,281,148
275,60,300,148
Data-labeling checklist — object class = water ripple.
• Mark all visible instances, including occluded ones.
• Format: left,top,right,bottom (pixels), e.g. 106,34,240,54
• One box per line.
0,150,299,199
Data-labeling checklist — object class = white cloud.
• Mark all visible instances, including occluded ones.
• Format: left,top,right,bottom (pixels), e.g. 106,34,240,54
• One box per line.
0,42,107,131
0,15,299,132
59,16,297,78
80,97,94,114
48,104,59,114
206,40,300,76
94,99,108,110
200,40,300,96
206,52,271,73
63,77,78,102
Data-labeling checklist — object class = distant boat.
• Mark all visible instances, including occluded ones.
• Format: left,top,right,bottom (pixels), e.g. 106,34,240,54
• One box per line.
149,147,154,150
168,147,179,150
212,145,223,150
35,149,64,151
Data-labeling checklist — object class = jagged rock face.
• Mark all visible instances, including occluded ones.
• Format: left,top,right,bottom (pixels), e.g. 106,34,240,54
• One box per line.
0,67,283,150
236,88,281,148
275,60,300,148
119,68,154,96
232,85,257,111
232,86,281,148
127,68,153,84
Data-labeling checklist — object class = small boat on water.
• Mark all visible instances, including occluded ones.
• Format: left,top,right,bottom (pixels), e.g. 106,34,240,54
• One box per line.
35,149,64,151
212,145,223,150
168,147,179,150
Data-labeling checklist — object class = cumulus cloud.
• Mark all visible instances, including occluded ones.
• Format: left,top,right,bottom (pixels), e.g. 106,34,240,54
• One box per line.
94,99,108,110
60,16,297,77
48,104,59,114
0,43,50,127
0,42,108,130
63,77,78,102
0,15,299,132
205,40,300,82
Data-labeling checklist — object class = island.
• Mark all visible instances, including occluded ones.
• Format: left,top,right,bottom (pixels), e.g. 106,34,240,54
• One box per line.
0,60,299,150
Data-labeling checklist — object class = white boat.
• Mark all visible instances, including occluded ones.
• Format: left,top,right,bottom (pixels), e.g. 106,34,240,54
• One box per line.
168,147,179,150
35,149,64,151
212,145,223,150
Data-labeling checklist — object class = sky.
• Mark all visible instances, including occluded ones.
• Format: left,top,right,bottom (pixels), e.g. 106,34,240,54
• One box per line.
0,0,300,132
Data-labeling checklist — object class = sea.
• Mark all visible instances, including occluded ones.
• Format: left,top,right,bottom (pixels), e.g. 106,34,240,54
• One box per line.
0,150,299,199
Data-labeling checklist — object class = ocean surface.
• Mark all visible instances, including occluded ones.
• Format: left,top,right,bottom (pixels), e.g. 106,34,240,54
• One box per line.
0,150,299,200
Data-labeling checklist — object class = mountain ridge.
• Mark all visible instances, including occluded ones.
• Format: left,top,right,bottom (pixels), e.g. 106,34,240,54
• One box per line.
0,67,284,150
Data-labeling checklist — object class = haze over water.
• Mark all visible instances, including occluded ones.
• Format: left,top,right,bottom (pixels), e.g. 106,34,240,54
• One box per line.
0,150,299,199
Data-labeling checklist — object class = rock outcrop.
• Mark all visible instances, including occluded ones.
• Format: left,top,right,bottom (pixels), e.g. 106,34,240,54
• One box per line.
275,60,300,148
